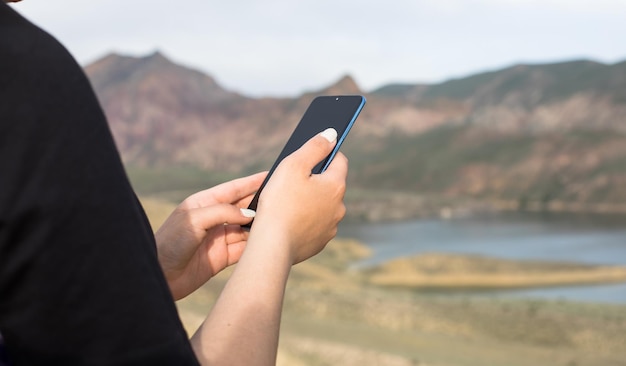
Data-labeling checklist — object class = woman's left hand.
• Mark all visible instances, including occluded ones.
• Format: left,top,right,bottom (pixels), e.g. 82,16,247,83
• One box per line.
155,172,267,300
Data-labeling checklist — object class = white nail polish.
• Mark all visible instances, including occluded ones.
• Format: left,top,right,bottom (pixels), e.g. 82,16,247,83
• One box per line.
320,128,337,143
240,208,256,218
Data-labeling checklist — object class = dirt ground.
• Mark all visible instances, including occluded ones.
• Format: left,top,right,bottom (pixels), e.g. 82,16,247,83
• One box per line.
176,239,626,366
142,196,626,366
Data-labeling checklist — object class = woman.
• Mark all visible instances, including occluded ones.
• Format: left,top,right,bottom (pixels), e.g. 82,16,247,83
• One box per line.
0,1,348,364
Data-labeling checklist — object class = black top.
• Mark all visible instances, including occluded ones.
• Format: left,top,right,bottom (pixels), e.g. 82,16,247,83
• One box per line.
0,4,199,365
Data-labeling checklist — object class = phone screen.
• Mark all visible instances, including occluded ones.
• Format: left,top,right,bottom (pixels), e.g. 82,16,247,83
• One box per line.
243,95,365,226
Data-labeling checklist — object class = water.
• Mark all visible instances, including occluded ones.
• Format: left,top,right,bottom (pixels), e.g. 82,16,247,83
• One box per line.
337,212,626,304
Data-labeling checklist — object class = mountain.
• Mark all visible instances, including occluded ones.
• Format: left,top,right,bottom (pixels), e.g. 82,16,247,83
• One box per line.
85,51,291,170
373,60,626,132
84,52,626,219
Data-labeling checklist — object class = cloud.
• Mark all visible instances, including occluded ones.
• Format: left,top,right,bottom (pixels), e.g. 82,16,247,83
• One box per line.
11,0,626,96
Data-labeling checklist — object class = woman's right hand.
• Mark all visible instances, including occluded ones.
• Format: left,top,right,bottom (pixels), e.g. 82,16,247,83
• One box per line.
191,129,349,365
251,128,348,265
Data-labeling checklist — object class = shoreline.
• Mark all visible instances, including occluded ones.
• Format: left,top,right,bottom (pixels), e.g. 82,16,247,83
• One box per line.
362,253,626,294
492,199,626,216
343,189,626,223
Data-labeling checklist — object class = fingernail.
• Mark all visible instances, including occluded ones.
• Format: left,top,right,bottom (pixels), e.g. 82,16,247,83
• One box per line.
240,208,256,218
320,128,337,143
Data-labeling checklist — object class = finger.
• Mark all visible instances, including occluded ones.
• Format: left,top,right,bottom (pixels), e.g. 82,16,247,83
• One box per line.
320,151,348,181
286,128,337,172
225,241,246,266
189,204,256,232
184,172,268,208
223,223,250,244
233,192,257,209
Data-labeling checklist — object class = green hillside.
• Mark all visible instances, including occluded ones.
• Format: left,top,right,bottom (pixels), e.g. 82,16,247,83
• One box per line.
343,125,626,208
382,60,623,106
370,83,421,97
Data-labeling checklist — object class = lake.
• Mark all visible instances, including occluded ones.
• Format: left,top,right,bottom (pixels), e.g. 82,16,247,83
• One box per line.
337,212,626,304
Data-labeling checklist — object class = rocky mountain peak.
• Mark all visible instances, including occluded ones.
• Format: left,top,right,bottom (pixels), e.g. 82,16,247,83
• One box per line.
144,50,170,63
320,74,362,95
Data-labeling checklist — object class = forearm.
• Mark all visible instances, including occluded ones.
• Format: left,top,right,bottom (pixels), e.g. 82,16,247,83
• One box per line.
186,131,346,364
190,225,293,365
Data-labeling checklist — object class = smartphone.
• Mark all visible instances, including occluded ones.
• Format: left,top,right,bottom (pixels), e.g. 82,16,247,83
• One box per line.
242,95,366,229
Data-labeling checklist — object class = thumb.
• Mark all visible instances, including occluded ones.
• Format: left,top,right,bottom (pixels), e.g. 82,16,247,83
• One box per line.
288,128,338,172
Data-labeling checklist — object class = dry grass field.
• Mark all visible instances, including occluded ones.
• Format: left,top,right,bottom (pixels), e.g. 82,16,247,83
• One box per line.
141,196,626,366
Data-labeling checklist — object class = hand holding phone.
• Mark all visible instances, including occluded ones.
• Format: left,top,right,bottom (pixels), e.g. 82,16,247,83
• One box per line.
243,95,366,229
248,129,350,264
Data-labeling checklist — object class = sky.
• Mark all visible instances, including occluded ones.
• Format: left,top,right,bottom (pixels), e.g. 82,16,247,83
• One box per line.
11,0,626,97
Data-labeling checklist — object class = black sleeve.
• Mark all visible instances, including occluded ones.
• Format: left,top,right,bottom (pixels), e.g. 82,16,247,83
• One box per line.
0,4,199,365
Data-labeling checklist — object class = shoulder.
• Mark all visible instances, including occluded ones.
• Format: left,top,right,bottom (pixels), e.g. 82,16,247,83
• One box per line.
0,2,110,156
0,5,95,107
0,3,80,79
0,2,120,211
0,2,101,130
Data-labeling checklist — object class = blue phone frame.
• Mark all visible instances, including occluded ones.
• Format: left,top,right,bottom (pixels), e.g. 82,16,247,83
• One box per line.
319,95,366,172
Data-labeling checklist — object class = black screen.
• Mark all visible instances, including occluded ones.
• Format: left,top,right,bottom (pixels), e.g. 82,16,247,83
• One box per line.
244,95,365,221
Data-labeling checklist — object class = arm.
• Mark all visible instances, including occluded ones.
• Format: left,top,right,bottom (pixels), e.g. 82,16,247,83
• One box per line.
192,129,346,365
157,129,345,364
188,223,293,365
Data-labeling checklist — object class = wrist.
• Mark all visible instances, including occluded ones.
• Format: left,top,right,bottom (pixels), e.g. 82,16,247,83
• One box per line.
247,217,297,266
